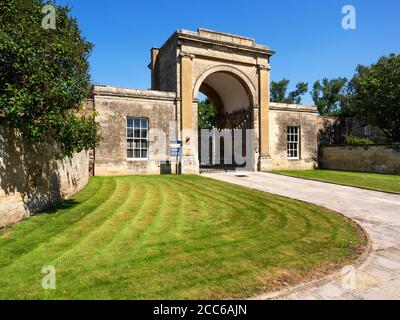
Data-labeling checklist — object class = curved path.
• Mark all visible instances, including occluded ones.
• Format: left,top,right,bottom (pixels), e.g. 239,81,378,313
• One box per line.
203,172,400,300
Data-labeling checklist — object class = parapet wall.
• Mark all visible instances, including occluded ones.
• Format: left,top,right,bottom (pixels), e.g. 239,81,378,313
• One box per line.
0,123,89,228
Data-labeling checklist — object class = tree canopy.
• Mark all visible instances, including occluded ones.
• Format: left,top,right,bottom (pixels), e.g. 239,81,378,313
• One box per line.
311,78,348,116
0,0,100,158
198,99,216,129
349,54,400,141
270,79,308,104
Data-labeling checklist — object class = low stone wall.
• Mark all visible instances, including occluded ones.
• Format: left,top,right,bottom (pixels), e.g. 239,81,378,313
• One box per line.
319,144,400,175
0,124,89,228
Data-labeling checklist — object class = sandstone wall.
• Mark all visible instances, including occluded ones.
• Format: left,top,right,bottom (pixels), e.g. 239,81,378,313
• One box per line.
93,86,178,176
269,103,321,170
320,144,400,175
156,43,178,93
0,123,89,228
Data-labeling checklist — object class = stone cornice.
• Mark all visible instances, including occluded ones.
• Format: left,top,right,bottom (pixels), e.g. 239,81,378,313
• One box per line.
159,29,275,58
270,102,318,114
257,64,271,71
92,85,176,102
179,51,195,60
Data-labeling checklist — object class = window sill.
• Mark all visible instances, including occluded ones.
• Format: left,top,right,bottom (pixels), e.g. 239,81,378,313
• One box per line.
127,158,149,162
287,158,300,161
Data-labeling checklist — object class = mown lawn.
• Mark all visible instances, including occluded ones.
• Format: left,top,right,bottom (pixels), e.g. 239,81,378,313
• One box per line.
272,169,400,194
0,175,366,300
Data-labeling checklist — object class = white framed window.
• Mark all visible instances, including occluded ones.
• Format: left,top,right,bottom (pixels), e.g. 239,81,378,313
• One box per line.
364,126,371,136
127,117,148,160
287,126,300,159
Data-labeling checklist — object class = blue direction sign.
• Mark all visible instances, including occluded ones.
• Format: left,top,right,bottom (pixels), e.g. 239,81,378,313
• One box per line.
170,140,182,157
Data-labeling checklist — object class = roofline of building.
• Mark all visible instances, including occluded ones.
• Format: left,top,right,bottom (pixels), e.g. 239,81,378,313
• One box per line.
92,85,177,101
270,102,318,114
157,28,275,58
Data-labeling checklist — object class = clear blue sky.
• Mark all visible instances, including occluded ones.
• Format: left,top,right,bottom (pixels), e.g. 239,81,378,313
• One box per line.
58,0,400,105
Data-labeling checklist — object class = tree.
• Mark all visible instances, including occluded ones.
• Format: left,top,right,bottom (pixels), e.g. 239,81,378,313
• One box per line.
287,82,308,104
271,79,289,103
198,99,216,129
311,78,348,116
270,79,308,104
0,0,100,158
349,54,400,141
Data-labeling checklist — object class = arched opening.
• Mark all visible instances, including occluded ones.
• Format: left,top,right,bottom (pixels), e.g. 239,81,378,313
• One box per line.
196,71,254,171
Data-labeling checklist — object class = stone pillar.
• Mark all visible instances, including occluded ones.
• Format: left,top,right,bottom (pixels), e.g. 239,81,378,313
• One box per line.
150,48,160,90
258,64,272,171
179,52,199,174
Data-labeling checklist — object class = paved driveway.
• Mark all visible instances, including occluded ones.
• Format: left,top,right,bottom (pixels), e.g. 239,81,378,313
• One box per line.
203,171,400,300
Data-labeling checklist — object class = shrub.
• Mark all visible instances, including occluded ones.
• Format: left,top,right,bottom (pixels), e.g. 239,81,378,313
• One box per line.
345,135,374,146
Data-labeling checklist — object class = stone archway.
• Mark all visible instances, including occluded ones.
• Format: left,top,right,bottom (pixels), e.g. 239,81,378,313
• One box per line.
194,68,256,171
193,65,257,104
149,29,275,174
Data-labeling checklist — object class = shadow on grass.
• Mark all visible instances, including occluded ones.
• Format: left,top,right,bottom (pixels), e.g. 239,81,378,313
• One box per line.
40,198,81,215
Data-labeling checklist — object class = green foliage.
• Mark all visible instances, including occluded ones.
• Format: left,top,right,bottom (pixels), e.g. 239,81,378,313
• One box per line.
286,82,309,104
349,54,400,141
0,0,100,158
311,78,348,116
271,79,289,103
345,135,373,146
198,98,216,129
270,79,308,104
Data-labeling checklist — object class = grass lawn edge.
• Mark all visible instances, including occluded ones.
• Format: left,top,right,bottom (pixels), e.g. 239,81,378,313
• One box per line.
267,170,400,195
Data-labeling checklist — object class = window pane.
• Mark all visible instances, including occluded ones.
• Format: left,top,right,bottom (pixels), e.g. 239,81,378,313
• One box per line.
127,118,149,159
287,126,300,158
127,149,133,158
127,118,134,127
127,139,134,148
141,119,148,129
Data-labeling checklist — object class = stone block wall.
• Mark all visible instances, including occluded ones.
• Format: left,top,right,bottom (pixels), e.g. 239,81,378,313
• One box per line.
320,144,400,174
0,123,89,228
269,103,321,170
156,43,178,93
93,86,178,176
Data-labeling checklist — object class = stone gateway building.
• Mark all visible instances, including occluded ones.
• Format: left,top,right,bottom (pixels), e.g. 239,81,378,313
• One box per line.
92,29,325,176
